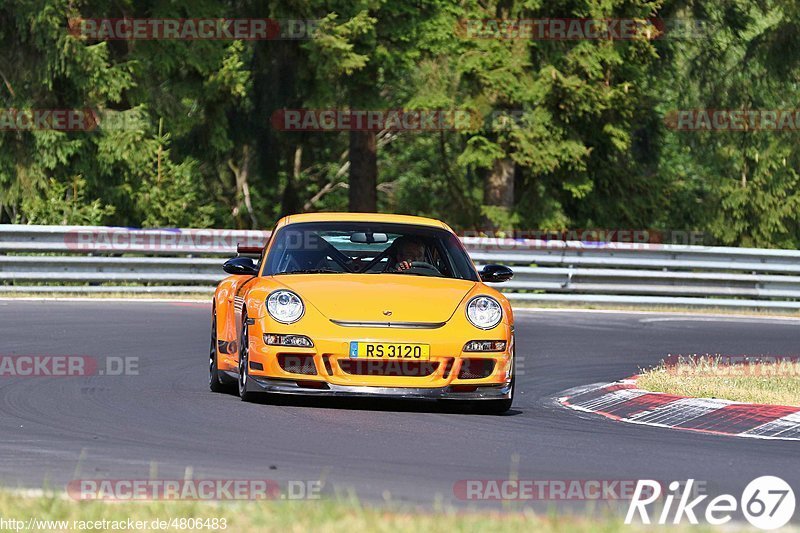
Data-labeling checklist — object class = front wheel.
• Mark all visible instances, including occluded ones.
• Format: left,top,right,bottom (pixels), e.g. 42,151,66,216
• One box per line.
471,395,513,415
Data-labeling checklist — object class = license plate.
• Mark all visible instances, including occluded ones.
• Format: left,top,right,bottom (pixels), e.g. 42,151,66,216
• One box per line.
349,342,430,360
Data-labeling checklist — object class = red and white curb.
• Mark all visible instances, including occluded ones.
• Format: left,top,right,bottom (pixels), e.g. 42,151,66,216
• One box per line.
558,378,800,441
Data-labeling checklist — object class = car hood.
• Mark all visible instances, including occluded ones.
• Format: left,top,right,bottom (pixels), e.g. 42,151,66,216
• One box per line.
273,274,476,324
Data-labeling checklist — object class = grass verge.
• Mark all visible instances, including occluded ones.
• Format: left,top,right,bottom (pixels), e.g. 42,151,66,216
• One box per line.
0,490,725,533
637,356,800,406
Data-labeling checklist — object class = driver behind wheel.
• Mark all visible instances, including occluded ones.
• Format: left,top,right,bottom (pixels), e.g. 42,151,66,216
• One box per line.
388,236,426,272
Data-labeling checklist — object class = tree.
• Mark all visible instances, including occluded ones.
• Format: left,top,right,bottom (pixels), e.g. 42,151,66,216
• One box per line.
656,0,800,247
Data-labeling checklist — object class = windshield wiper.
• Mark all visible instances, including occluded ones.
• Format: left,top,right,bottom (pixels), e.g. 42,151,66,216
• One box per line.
276,268,341,275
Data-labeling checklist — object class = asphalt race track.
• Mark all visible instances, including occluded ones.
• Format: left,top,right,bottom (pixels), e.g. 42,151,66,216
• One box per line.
1,300,798,516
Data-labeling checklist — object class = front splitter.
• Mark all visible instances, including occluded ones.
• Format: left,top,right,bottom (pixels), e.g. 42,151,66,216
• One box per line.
240,374,512,401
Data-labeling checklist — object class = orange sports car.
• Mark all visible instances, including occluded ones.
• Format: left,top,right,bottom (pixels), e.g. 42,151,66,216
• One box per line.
209,213,516,413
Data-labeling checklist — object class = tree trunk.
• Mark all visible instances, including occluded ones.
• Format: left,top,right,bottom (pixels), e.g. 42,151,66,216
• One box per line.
228,145,258,228
348,130,377,212
482,157,515,229
280,144,302,216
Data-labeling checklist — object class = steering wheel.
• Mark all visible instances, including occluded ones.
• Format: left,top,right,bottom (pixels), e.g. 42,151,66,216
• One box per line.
403,261,441,276
410,261,438,271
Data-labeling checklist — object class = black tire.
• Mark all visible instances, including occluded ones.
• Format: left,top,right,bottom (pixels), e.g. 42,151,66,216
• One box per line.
471,385,514,415
209,306,232,393
237,309,257,402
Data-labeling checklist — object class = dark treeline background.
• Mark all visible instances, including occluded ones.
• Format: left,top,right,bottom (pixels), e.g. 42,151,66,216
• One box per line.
1,0,799,247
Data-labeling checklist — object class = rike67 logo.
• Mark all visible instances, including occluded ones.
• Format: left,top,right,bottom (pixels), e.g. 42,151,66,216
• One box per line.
626,476,795,530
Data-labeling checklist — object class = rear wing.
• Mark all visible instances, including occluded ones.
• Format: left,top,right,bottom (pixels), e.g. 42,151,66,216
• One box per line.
237,243,265,256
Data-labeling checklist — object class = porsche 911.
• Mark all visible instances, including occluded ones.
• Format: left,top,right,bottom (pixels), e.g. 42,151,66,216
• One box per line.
209,213,515,413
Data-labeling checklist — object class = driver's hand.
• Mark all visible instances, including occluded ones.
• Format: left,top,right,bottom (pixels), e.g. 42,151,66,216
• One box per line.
396,260,412,271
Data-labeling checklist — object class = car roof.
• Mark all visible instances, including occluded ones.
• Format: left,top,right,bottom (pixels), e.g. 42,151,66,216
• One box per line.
275,212,452,231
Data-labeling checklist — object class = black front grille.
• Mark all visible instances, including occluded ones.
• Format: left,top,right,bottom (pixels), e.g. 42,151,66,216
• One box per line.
338,360,439,377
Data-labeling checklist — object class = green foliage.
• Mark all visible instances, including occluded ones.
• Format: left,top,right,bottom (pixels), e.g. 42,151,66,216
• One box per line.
16,177,114,225
1,0,799,249
656,0,800,247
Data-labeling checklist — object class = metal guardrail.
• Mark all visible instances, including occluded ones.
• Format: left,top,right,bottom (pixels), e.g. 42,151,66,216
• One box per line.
2,224,800,309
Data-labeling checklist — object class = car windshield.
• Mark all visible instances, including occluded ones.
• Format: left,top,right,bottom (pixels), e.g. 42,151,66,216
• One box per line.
263,222,478,280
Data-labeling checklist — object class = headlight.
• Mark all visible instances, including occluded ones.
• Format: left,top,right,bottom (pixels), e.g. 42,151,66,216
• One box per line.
266,290,304,324
466,296,502,329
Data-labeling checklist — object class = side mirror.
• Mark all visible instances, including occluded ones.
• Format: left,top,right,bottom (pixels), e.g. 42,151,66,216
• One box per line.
223,257,258,276
480,264,513,283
